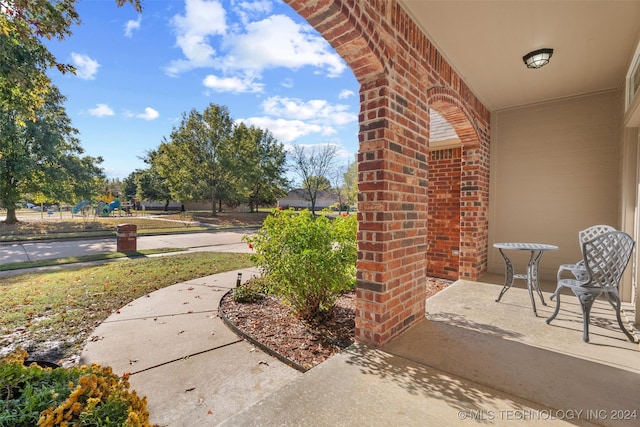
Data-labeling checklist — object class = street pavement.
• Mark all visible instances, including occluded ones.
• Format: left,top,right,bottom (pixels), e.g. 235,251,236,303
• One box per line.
0,229,256,277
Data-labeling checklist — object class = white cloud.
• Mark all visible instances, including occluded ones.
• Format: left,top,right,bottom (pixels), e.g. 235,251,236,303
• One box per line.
87,104,114,117
238,117,323,142
166,0,227,76
339,89,355,99
261,96,357,126
202,74,264,93
165,3,346,81
71,53,100,80
134,107,160,120
223,14,345,77
124,15,142,37
234,0,272,26
237,96,357,143
237,0,272,14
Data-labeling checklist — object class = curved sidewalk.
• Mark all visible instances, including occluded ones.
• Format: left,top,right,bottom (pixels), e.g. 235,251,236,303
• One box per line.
79,267,302,426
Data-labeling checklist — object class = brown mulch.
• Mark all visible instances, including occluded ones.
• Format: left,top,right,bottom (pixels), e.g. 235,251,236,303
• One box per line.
219,277,451,371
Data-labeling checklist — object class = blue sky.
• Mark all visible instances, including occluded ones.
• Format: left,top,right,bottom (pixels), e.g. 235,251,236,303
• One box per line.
45,0,360,181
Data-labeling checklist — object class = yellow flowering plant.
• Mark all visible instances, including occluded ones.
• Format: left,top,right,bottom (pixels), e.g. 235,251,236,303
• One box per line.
0,350,152,427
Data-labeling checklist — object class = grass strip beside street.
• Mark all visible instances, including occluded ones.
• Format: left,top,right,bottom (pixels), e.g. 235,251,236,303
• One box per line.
0,252,255,361
0,217,212,242
0,226,213,242
0,248,187,271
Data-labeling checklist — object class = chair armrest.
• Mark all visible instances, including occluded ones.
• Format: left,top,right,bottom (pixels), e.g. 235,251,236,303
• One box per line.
557,262,588,281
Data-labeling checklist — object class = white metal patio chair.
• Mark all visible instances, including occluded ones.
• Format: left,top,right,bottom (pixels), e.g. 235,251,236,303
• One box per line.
546,230,637,343
553,225,616,287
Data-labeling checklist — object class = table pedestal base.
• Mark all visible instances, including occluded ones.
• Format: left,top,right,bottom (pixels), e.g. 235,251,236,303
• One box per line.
495,248,548,316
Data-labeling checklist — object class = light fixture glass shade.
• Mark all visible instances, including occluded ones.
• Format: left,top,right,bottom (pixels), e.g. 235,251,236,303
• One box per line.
523,48,554,69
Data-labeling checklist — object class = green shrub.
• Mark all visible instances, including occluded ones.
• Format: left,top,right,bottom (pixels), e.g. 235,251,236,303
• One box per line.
244,209,357,319
0,350,151,427
233,278,266,303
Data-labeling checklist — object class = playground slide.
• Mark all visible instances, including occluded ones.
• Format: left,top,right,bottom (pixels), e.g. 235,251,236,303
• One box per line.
97,199,122,216
72,200,88,215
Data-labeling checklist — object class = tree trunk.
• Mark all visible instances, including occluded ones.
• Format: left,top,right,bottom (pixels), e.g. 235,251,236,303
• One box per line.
3,207,18,224
163,200,170,211
211,198,217,216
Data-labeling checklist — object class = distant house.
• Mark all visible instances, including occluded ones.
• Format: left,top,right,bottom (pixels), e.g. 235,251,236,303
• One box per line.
277,189,339,210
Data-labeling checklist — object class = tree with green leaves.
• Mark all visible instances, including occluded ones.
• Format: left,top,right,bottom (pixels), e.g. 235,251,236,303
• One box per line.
0,0,141,123
342,159,357,210
54,152,105,202
146,104,289,213
0,0,141,221
149,104,234,216
290,144,339,215
230,123,289,212
329,164,349,212
134,166,172,210
123,170,141,199
103,177,125,198
0,85,104,224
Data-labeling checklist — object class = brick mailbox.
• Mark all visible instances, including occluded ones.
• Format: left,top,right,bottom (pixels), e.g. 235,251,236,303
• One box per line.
116,224,137,252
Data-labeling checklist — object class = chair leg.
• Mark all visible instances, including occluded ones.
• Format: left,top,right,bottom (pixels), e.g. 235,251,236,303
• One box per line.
546,291,562,324
574,290,599,343
605,291,638,343
550,271,563,301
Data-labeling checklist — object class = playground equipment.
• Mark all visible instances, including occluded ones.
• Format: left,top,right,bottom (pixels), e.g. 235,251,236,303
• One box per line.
71,200,89,216
109,199,121,212
97,199,122,217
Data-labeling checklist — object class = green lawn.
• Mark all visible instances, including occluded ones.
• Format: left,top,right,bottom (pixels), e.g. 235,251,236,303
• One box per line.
0,214,210,242
1,252,254,361
0,209,268,242
0,248,186,271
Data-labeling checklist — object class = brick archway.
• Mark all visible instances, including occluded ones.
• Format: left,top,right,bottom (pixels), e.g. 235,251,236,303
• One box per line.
286,0,490,347
427,88,488,281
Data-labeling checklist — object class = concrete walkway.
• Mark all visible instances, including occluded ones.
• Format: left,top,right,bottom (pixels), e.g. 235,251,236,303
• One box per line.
80,267,303,426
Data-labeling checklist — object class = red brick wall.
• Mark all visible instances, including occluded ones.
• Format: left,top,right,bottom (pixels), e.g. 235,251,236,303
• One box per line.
429,90,490,281
286,0,491,346
427,148,461,280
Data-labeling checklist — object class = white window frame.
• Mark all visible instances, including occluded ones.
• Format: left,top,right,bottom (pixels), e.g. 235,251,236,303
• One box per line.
626,40,640,111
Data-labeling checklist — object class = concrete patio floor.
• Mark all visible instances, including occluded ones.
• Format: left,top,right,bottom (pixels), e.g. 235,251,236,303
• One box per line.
225,275,639,426
384,275,639,425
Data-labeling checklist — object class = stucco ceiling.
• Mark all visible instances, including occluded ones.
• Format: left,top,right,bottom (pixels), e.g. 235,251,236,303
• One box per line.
399,1,640,111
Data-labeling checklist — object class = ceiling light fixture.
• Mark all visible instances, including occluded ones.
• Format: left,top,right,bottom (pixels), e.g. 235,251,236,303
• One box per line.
523,48,554,69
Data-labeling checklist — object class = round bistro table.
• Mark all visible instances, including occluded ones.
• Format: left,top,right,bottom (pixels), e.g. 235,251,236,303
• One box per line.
493,242,559,316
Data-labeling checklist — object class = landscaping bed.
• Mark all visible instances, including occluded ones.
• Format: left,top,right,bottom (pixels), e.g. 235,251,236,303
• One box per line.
219,276,451,370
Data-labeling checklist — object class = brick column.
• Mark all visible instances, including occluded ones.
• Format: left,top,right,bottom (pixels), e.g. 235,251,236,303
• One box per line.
116,224,137,252
285,0,491,346
355,77,429,346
